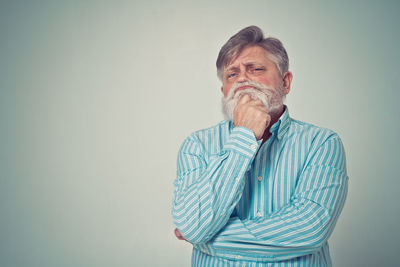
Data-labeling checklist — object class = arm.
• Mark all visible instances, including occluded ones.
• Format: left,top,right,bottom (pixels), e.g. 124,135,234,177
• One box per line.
204,135,348,261
172,127,259,244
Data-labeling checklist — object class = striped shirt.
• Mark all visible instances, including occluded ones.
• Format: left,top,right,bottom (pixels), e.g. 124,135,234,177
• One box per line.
172,107,348,266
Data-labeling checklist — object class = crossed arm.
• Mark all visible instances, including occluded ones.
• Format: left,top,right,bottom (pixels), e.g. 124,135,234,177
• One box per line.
172,126,258,244
172,125,348,261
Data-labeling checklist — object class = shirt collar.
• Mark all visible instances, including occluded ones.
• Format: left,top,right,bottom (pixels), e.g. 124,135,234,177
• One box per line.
269,105,291,140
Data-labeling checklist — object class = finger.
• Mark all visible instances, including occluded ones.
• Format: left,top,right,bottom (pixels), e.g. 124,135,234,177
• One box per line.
237,94,251,105
248,99,265,106
247,100,268,112
174,228,185,240
254,105,268,113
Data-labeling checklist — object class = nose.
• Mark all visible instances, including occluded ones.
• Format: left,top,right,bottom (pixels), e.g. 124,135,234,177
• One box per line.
237,67,249,83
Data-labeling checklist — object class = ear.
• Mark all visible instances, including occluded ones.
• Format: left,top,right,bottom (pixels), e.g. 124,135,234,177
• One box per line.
282,71,293,95
221,86,227,97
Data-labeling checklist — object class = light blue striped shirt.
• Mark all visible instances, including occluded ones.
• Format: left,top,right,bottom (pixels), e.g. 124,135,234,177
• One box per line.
172,107,348,266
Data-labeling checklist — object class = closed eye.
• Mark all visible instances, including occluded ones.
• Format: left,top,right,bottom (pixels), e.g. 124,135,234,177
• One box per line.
247,65,266,74
253,67,266,72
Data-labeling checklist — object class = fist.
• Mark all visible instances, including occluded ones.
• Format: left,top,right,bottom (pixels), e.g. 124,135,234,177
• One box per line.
234,94,271,140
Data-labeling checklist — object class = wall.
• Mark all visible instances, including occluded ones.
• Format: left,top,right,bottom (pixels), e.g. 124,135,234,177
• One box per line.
1,1,399,266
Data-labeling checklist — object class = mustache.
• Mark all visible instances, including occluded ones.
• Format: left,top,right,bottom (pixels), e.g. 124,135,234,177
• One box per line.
226,81,274,101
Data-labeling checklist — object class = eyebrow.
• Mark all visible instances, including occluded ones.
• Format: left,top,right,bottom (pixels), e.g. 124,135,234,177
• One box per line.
225,62,264,72
225,66,239,72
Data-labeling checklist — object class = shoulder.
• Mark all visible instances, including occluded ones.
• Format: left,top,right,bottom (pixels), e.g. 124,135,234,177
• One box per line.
179,120,231,155
288,118,346,169
189,120,230,140
289,118,341,144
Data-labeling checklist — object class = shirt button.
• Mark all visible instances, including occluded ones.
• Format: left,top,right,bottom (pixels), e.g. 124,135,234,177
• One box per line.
257,211,262,217
236,255,242,259
257,176,263,181
235,177,240,182
250,144,257,151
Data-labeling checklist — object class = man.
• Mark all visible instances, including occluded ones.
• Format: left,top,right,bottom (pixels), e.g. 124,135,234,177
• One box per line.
172,26,348,266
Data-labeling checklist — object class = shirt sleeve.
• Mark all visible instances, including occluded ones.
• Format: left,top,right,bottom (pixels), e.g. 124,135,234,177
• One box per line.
172,127,260,244
200,135,348,262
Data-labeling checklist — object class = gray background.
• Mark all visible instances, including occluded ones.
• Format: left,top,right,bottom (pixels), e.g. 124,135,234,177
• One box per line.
1,0,399,266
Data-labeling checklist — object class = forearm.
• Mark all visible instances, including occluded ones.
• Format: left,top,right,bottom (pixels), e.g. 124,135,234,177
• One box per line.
203,182,345,261
172,152,249,244
207,189,346,261
172,127,260,244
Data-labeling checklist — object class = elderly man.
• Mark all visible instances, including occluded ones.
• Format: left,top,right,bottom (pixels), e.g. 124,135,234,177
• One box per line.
172,26,348,266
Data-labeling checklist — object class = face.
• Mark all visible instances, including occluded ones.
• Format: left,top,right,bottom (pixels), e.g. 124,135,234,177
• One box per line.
221,45,291,97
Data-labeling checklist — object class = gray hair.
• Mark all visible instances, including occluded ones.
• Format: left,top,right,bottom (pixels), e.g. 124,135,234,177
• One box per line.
216,26,289,80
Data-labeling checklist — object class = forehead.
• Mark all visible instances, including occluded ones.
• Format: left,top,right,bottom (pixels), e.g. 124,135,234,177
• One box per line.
226,45,271,68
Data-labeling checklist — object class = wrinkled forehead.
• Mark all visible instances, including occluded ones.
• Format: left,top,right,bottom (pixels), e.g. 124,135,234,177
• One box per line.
224,45,271,69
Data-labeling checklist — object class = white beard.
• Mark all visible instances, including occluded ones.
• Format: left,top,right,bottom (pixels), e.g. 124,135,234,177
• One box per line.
221,80,286,121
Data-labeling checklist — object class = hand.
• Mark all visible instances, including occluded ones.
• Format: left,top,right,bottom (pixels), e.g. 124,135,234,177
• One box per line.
233,94,271,140
174,228,190,243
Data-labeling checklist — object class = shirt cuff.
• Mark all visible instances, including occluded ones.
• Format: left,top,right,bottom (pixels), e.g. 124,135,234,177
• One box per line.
223,127,260,159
